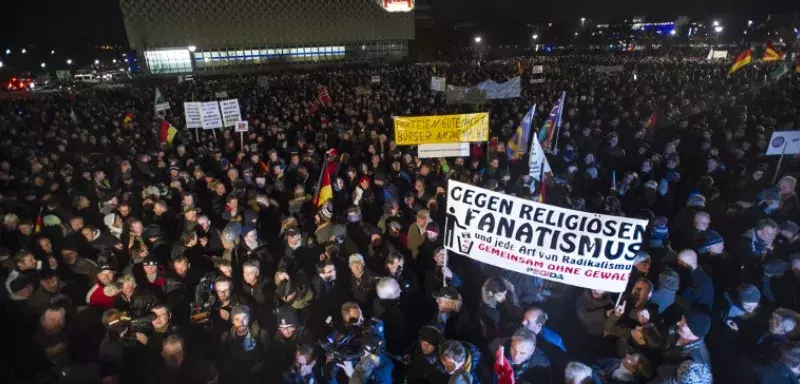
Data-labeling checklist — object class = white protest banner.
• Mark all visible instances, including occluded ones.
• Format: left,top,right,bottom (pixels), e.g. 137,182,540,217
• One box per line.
219,99,242,128
531,65,544,74
257,76,269,88
528,137,551,182
595,65,624,73
371,75,381,83
444,180,647,292
183,102,203,129
529,78,545,84
766,131,800,155
214,91,229,99
200,101,223,130
476,76,521,99
707,49,728,60
431,76,446,92
235,120,249,133
418,143,470,159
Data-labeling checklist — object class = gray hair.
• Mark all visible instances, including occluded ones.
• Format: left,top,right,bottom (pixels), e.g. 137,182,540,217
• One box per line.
439,340,466,364
243,259,260,272
565,362,593,384
633,252,651,264
376,277,401,300
512,327,537,348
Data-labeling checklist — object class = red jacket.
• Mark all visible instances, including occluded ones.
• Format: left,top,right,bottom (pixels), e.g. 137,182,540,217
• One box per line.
86,280,117,309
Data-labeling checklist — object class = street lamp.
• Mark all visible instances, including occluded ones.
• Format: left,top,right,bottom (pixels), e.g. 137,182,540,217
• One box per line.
188,45,197,52
474,36,482,43
714,26,723,33
0,61,3,68
50,50,55,55
94,59,100,65
113,59,117,63
712,20,720,27
40,62,46,68
747,20,753,27
532,34,539,41
670,29,677,36
5,48,10,55
66,59,72,65
580,17,586,26
21,48,27,54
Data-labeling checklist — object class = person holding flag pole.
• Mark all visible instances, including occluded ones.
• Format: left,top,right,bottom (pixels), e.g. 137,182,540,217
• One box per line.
537,92,566,152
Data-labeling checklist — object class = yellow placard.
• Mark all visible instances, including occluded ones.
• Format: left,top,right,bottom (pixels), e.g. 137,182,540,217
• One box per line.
393,113,489,145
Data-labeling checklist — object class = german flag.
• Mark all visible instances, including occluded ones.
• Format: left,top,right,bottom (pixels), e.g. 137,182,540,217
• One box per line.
645,111,657,130
763,42,784,62
728,49,752,75
34,209,43,234
159,119,178,146
122,112,134,124
312,162,333,208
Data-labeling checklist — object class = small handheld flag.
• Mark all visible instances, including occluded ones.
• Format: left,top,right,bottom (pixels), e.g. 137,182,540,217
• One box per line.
159,119,178,146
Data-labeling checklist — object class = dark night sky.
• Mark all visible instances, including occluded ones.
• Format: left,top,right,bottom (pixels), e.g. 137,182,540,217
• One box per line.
1,0,797,50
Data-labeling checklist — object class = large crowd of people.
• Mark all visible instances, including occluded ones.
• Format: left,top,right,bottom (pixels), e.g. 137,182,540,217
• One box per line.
1,52,799,384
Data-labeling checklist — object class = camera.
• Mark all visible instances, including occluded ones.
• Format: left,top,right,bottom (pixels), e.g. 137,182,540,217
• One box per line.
107,312,155,345
318,330,363,365
189,273,219,328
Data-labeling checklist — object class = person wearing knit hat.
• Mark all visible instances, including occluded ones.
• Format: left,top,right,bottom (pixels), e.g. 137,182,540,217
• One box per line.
681,313,711,340
649,216,670,248
675,360,712,384
697,230,723,254
650,268,681,315
723,283,762,319
42,214,62,227
686,194,706,208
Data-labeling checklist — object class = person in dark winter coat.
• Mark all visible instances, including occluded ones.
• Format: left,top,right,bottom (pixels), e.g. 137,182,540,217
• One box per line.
577,290,614,337
753,342,800,384
281,343,327,384
147,335,219,384
677,250,714,313
407,326,444,384
267,308,314,382
373,277,411,359
430,286,479,345
490,327,553,384
434,340,481,384
348,254,380,315
659,313,712,378
218,305,270,384
480,276,521,344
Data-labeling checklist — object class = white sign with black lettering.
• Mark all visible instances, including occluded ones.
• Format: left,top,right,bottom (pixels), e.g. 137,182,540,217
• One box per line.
183,102,203,129
235,120,249,133
200,101,223,130
431,76,446,92
371,75,381,83
215,91,228,99
418,143,470,159
219,99,242,128
444,181,647,292
531,65,544,74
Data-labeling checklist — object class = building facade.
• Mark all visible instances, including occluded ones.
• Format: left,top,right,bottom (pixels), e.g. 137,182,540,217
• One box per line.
119,0,415,75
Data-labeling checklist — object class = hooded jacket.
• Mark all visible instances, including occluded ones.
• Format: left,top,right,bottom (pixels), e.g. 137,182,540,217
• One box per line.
480,277,521,342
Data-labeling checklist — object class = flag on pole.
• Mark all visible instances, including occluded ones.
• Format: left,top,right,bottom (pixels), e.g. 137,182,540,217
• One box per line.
155,87,170,112
317,85,331,105
516,60,524,75
768,61,790,82
34,209,43,234
70,109,78,125
537,91,566,152
763,42,784,61
645,111,657,130
795,57,800,73
728,49,752,75
122,112,134,125
159,119,178,146
494,347,515,384
312,162,334,208
506,104,536,160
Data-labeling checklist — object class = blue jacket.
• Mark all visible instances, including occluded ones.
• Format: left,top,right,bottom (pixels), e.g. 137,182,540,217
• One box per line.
541,326,567,352
680,267,714,312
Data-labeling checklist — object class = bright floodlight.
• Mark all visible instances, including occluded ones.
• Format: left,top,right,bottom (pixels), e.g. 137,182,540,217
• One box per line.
712,20,720,26
4,48,9,55
50,50,55,55
113,59,117,63
66,59,72,65
188,45,197,52
22,48,27,54
40,62,46,68
94,59,100,64
0,61,3,68
532,34,539,40
714,26,723,33
670,29,677,35
580,17,586,24
747,20,753,26
474,36,482,43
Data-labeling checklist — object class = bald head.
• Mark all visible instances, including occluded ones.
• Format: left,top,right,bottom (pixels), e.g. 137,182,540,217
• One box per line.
523,308,548,334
